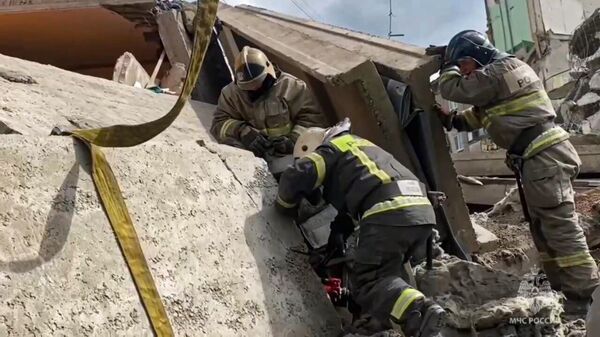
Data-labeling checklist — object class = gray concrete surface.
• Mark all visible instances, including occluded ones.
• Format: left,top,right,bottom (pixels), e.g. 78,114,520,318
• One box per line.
0,54,340,336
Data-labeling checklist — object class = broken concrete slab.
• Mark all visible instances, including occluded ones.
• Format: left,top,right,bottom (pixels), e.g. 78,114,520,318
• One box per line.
589,71,600,91
112,51,151,87
0,136,340,336
473,223,500,253
0,53,212,140
0,53,340,335
576,92,600,117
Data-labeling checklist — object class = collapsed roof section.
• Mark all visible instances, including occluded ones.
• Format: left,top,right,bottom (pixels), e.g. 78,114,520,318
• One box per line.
0,0,160,78
217,4,478,253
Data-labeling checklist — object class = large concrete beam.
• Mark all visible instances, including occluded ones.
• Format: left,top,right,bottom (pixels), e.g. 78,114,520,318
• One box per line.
218,5,478,253
453,145,600,177
0,0,152,13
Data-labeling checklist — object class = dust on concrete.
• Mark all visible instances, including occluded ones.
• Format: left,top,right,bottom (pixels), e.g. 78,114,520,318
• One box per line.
0,53,340,336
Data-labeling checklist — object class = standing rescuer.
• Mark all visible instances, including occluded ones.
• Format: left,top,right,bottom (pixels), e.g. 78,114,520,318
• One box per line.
276,118,446,337
434,30,599,315
211,46,327,159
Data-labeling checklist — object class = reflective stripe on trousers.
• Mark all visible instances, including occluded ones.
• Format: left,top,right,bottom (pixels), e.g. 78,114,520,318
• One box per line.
390,288,424,321
540,251,596,268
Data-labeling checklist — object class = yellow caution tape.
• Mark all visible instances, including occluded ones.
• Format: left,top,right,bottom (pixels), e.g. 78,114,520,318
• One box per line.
68,1,219,336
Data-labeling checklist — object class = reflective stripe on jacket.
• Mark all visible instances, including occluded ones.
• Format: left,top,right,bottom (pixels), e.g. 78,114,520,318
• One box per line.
276,133,435,226
439,57,566,154
211,72,327,143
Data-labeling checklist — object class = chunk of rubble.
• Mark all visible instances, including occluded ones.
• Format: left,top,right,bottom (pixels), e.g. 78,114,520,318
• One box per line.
576,92,600,117
589,71,600,91
416,258,564,335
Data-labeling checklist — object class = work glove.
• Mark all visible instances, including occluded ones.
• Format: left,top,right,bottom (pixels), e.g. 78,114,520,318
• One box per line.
305,188,323,206
240,127,272,157
432,104,455,132
425,45,447,57
426,45,451,72
271,136,295,155
326,213,354,257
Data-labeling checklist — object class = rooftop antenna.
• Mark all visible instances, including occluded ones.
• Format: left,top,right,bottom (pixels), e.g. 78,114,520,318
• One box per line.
388,0,405,39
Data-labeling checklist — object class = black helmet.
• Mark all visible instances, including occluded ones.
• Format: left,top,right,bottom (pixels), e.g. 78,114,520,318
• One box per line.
445,30,500,66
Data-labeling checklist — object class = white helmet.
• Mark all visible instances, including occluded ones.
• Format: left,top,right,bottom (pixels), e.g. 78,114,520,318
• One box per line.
293,127,326,158
293,118,352,158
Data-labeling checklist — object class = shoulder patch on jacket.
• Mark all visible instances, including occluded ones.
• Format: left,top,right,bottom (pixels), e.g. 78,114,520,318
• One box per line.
503,64,539,94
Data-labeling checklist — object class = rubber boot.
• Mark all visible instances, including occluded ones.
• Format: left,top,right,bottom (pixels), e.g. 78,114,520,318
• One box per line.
392,298,447,337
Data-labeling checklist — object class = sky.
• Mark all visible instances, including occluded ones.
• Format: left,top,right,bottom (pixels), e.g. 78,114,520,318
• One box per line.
219,0,488,47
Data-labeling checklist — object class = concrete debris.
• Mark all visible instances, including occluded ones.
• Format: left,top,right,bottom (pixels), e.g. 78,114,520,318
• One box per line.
0,53,341,336
0,67,36,84
415,258,564,335
161,62,186,94
473,223,500,253
487,186,522,216
561,9,600,134
112,52,151,88
588,71,600,91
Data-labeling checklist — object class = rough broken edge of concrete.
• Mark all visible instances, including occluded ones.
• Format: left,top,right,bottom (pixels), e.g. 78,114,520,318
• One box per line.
219,5,478,253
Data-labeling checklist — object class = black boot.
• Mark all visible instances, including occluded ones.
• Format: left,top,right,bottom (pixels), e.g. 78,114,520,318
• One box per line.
392,298,447,337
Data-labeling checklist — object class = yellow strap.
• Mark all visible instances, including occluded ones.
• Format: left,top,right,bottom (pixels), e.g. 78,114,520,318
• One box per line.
482,91,550,128
363,196,431,219
390,288,425,321
330,134,392,183
541,251,596,268
523,126,569,159
305,152,326,189
276,195,298,208
66,1,219,336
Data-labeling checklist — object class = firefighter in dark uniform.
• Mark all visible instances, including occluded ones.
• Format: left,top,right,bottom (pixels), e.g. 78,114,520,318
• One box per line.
276,118,446,337
434,30,599,315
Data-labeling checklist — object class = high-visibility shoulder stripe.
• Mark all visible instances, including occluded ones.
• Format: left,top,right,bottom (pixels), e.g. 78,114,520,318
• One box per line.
330,135,391,183
523,126,569,159
439,68,461,83
390,288,425,321
362,196,431,219
305,152,326,189
482,91,550,128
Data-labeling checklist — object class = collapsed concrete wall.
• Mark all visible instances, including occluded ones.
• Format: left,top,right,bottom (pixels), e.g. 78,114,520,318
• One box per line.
0,53,340,336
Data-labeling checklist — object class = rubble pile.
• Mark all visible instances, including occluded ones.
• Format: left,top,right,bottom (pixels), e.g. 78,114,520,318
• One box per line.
416,258,565,337
560,9,600,133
